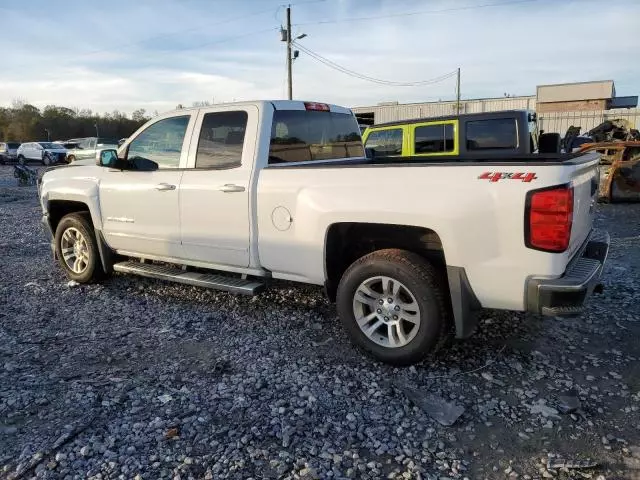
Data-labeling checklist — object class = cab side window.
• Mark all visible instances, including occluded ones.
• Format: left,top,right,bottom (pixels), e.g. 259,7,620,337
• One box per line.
364,128,403,156
466,118,517,150
414,123,454,154
127,116,190,168
195,111,247,169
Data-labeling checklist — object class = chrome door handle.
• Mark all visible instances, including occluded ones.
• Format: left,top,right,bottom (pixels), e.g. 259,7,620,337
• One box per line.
218,184,245,193
155,183,176,191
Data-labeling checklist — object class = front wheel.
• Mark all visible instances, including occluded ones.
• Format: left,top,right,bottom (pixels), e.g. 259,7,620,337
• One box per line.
17,155,26,165
66,154,75,163
54,213,104,283
336,249,451,366
43,153,52,166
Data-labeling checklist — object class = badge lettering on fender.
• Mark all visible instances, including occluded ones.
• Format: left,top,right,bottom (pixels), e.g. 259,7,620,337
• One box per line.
478,172,537,183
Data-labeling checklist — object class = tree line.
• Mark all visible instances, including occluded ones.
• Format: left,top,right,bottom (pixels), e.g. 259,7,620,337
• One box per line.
0,100,154,142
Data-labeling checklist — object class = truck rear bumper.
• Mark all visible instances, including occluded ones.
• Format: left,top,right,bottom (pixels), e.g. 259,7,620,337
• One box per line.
526,229,610,316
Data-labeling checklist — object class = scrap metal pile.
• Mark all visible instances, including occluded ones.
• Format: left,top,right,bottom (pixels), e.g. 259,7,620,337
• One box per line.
562,119,640,203
586,119,640,143
563,119,640,152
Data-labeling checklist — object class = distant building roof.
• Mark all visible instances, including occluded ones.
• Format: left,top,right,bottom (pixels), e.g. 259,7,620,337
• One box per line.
609,96,638,109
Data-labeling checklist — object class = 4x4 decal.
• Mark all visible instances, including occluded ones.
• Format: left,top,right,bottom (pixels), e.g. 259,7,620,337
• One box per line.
478,172,537,183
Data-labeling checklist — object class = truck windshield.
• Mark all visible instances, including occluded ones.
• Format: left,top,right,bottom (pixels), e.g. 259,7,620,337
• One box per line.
269,110,364,164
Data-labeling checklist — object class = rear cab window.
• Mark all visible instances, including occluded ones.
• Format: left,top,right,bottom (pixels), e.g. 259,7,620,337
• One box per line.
411,120,457,156
268,108,363,164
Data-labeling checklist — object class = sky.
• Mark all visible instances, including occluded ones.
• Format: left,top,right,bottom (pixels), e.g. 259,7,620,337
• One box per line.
1,0,638,115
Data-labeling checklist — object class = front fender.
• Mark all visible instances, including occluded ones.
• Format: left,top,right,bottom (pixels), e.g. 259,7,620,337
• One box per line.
40,166,103,230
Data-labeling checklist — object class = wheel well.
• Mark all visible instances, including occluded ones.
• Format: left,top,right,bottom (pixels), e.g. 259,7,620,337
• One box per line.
48,200,91,232
325,223,445,301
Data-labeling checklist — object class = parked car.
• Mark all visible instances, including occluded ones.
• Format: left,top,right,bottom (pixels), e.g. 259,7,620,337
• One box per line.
39,100,609,366
0,142,21,164
64,137,119,163
17,142,66,165
362,110,543,158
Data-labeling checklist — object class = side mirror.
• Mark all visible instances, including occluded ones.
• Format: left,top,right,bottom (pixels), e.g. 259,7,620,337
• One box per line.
97,149,118,167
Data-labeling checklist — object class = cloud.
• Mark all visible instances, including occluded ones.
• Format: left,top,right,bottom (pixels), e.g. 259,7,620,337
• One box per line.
1,0,638,114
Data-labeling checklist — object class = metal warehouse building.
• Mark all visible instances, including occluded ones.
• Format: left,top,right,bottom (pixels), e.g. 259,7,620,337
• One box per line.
352,80,639,135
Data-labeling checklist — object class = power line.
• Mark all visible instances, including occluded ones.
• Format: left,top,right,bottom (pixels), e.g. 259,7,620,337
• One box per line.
294,0,537,25
293,42,457,87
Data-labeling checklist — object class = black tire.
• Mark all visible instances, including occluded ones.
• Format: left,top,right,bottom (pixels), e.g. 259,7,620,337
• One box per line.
17,155,26,165
43,153,52,166
66,154,75,163
0,155,5,165
54,212,104,283
336,249,451,366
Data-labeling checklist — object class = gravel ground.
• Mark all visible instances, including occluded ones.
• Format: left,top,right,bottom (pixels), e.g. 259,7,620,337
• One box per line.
1,163,639,480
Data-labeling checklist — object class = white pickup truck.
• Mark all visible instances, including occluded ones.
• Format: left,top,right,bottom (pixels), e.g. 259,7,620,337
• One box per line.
38,100,610,365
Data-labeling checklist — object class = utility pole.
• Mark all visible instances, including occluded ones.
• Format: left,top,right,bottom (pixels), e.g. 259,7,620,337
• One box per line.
281,6,306,100
286,5,293,100
456,67,461,114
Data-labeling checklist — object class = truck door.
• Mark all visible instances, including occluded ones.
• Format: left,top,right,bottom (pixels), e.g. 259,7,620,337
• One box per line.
178,106,258,268
99,114,195,258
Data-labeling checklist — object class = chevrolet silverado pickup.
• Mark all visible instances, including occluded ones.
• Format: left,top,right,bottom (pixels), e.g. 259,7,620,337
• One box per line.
38,100,610,366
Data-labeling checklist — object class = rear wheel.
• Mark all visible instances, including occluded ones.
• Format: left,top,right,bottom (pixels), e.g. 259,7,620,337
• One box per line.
54,213,104,283
337,249,451,366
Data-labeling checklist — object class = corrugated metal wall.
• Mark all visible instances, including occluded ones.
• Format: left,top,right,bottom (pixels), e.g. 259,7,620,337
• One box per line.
352,98,639,135
352,96,536,124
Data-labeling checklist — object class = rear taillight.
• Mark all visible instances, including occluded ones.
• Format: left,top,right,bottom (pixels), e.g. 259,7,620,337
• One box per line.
525,184,573,252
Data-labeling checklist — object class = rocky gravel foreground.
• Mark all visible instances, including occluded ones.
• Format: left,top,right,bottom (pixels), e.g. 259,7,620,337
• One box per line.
1,164,639,480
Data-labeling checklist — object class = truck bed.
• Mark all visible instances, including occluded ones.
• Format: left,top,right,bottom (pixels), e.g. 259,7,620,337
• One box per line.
265,151,598,168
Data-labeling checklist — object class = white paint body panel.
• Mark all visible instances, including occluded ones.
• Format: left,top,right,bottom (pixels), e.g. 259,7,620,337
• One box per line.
39,100,600,314
256,156,599,311
99,169,185,257
178,105,261,267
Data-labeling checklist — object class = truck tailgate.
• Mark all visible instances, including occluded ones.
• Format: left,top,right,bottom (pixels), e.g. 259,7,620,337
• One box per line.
565,152,600,258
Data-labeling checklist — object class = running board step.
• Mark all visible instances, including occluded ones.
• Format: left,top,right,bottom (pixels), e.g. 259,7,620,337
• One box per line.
113,261,264,296
542,305,584,317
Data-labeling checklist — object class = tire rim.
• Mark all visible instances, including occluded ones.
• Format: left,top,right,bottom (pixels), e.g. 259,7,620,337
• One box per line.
60,227,90,274
352,276,421,348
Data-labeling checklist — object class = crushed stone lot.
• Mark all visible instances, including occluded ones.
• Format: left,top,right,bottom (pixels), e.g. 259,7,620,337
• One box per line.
1,163,639,480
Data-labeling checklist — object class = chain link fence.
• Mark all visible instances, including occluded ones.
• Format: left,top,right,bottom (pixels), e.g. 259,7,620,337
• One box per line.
538,108,640,135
